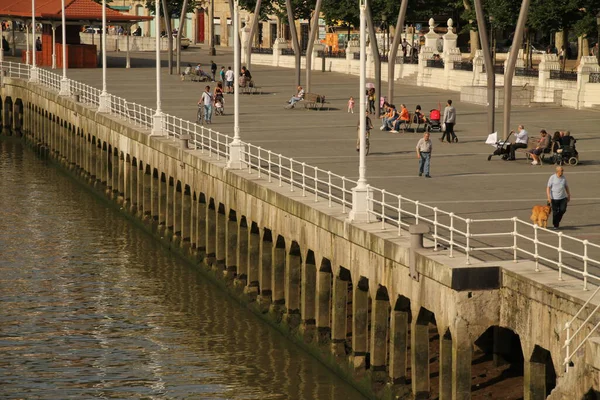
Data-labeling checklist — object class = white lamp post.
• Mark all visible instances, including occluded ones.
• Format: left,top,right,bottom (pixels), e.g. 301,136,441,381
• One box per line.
227,0,244,169
51,23,56,69
151,0,164,135
25,23,30,65
30,0,39,82
348,0,370,222
58,0,70,95
98,0,111,111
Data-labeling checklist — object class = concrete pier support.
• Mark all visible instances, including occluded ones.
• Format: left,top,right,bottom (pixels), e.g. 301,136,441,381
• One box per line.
215,204,227,269
316,260,332,344
284,242,302,328
452,319,472,400
371,288,390,386
389,303,410,396
143,167,152,220
204,199,217,265
412,308,433,399
270,236,286,318
525,345,553,400
158,174,167,233
117,153,125,204
224,210,237,278
195,195,207,254
352,277,370,370
235,218,249,287
165,178,175,237
244,222,260,296
331,270,349,357
150,170,159,224
439,329,453,400
130,160,139,214
100,145,108,187
172,182,182,243
300,251,317,337
258,229,273,309
181,186,191,245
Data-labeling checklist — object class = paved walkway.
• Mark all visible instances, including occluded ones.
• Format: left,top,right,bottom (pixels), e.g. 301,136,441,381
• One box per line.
14,48,600,249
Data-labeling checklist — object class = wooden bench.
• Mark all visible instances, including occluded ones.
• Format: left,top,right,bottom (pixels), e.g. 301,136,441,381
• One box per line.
517,138,552,162
303,93,328,110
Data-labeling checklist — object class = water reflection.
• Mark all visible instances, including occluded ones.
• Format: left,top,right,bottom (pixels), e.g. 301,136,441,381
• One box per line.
0,140,365,400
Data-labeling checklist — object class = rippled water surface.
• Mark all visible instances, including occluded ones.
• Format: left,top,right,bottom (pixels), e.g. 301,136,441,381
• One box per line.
0,140,365,400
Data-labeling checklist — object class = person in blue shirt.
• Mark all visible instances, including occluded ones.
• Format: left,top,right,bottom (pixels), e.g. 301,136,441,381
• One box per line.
546,166,571,230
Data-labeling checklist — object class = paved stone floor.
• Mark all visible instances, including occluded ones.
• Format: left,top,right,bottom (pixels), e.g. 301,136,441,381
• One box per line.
15,48,600,268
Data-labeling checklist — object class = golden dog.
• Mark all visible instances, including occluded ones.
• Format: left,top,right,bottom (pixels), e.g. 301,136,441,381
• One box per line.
530,205,551,228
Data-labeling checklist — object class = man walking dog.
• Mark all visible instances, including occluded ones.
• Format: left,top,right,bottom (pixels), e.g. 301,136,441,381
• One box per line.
546,166,571,230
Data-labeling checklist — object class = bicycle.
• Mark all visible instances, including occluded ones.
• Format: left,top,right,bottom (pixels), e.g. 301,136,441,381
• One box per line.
196,105,204,125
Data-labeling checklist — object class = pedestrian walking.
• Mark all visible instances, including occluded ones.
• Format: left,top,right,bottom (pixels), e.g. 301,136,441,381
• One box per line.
347,96,355,113
441,99,457,143
210,60,217,82
198,85,213,124
546,166,571,230
416,132,433,178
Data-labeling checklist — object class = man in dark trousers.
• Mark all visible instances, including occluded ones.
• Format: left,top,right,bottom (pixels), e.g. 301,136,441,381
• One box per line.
210,60,217,82
441,99,457,143
546,166,571,230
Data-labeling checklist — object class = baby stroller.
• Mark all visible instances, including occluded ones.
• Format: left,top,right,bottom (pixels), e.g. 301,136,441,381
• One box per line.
486,131,513,161
427,109,442,132
214,93,225,115
553,136,579,165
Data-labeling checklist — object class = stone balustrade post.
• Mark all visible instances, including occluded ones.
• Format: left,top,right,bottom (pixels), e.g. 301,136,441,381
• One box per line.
346,40,359,75
272,38,285,67
537,53,560,100
311,41,325,71
576,56,600,109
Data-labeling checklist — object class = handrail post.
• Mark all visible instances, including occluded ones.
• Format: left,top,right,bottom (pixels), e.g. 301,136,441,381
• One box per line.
301,162,306,196
534,224,540,272
449,212,455,258
314,169,318,202
328,172,332,207
583,240,589,291
278,154,282,187
397,196,402,236
558,232,563,281
433,207,438,250
381,190,386,229
513,217,518,262
290,158,295,192
564,321,571,372
415,201,420,224
466,218,471,265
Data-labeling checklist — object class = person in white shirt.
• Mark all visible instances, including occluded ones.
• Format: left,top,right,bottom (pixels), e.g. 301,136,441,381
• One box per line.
286,86,305,108
506,124,528,161
198,86,213,124
224,67,235,94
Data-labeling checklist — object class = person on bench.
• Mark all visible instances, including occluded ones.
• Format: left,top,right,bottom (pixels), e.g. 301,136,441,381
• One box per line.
505,124,528,161
286,86,305,108
528,129,549,166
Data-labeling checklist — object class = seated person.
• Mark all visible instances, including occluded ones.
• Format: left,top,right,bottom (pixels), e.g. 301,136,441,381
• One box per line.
560,130,578,156
382,105,398,131
391,104,410,132
180,63,192,80
413,105,426,125
505,124,528,160
2,37,10,52
286,86,305,108
528,129,549,165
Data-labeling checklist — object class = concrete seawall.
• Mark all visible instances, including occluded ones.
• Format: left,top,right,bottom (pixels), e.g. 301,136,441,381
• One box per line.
1,76,599,399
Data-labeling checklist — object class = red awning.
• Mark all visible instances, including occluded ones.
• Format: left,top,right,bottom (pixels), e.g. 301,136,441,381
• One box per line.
0,0,152,22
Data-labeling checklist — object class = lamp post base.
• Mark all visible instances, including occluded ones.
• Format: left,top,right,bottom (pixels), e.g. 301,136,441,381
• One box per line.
348,184,372,223
29,67,39,83
150,112,165,136
59,78,71,96
98,92,111,113
226,140,245,169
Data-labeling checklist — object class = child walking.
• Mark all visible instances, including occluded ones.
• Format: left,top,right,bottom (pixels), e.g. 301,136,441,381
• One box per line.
348,96,355,113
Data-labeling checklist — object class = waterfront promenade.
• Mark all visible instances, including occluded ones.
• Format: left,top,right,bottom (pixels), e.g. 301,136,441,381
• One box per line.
55,48,600,243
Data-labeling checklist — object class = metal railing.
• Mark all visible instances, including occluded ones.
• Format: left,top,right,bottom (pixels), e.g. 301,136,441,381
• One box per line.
281,48,295,56
251,47,273,55
453,61,474,71
482,64,505,75
317,50,346,59
563,286,600,372
426,59,444,69
589,73,600,83
550,70,577,81
515,67,539,77
240,142,354,212
4,60,600,294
